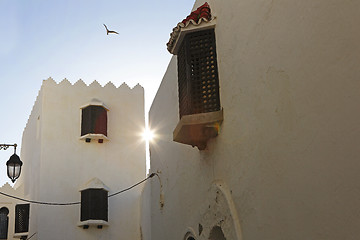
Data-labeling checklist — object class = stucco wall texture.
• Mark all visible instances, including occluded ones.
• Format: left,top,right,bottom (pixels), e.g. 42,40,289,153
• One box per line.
149,0,360,239
20,78,146,240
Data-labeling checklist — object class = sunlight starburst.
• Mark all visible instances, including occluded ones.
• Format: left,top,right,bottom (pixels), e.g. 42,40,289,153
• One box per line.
142,128,154,142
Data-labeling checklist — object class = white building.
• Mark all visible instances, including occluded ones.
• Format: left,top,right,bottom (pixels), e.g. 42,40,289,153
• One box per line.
148,0,360,240
16,78,146,240
1,0,360,239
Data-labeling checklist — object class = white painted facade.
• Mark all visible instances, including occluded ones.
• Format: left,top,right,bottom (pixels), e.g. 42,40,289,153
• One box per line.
17,78,146,240
148,0,360,240
1,1,359,239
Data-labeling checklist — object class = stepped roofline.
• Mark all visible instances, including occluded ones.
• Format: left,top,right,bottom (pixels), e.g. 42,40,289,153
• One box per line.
23,77,144,133
42,77,143,90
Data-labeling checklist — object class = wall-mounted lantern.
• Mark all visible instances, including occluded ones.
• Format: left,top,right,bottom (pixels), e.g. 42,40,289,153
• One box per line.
0,144,23,183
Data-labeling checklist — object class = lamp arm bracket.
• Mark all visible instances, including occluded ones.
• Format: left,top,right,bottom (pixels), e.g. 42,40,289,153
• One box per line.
0,144,17,153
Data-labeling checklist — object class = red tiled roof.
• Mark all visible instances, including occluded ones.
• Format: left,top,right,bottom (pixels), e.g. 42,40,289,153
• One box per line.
167,2,213,53
181,2,211,25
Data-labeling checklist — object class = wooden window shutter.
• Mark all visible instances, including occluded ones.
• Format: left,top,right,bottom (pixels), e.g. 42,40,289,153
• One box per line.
81,189,108,222
81,106,107,136
15,204,29,234
177,28,220,118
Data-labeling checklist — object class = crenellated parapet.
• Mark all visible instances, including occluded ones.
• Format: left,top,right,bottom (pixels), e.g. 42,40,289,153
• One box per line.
42,77,143,92
23,77,144,136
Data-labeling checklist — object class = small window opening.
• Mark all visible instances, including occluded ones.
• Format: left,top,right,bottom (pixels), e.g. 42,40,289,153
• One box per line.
81,189,108,223
0,207,9,239
78,178,109,229
81,105,107,137
15,204,30,234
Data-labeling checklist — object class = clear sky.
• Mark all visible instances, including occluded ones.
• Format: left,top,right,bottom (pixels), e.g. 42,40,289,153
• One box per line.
0,0,195,186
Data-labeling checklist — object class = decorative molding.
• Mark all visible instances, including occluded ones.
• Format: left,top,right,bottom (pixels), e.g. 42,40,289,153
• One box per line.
80,98,109,110
213,180,243,240
79,177,110,192
197,181,243,240
167,2,216,54
77,220,109,228
79,133,109,142
183,227,198,240
13,232,29,238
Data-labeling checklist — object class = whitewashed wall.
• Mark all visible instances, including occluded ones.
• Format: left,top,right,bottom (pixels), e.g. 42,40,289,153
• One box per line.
20,78,146,240
149,0,360,239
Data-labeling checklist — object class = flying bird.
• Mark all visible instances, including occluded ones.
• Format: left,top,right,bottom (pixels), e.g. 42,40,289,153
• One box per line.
103,24,119,35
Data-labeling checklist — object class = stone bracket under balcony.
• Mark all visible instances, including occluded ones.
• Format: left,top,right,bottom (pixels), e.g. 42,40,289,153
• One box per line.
173,109,223,150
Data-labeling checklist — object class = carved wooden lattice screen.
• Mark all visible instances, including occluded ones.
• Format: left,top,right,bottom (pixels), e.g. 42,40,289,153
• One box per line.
15,204,29,233
177,28,220,118
0,208,9,239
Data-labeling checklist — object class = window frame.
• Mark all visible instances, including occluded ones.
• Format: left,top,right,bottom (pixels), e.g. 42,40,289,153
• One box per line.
81,105,108,137
177,28,221,118
14,204,30,234
80,188,108,222
172,21,224,150
79,99,109,143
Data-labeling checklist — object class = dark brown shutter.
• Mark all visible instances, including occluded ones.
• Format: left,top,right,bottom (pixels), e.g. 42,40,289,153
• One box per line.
81,106,107,136
177,28,220,118
15,204,29,233
0,208,9,239
81,189,108,222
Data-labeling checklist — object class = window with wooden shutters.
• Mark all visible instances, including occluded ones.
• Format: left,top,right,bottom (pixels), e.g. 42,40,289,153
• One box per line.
81,189,108,222
173,27,223,150
15,204,29,234
177,28,220,118
81,106,107,137
0,207,9,239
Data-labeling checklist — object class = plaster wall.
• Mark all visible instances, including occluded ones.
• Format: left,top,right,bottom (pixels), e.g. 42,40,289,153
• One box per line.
19,84,44,235
140,181,152,240
21,78,146,240
149,0,360,239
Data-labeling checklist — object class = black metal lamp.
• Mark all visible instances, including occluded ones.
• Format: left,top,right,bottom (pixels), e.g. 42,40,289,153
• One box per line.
1,144,23,183
6,153,23,183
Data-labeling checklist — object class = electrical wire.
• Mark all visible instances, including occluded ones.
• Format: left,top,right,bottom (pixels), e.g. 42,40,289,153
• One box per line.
0,173,156,206
25,232,37,240
108,173,155,198
0,191,79,206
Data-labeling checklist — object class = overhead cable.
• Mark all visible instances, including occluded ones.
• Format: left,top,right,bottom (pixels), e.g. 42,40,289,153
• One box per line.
0,173,156,206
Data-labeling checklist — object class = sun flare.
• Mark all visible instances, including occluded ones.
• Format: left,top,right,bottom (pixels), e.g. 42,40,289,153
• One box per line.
142,128,154,142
